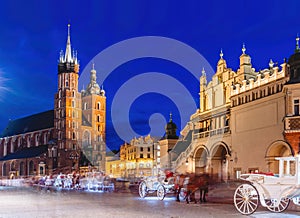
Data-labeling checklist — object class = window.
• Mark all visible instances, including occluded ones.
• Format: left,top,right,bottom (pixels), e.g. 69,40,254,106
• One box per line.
72,132,76,140
71,100,75,107
97,102,101,110
97,115,101,122
84,102,87,110
147,147,150,152
140,154,143,158
294,99,300,115
140,147,143,152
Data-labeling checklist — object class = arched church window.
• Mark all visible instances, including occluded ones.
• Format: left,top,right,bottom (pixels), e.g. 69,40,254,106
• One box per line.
83,131,91,147
72,132,76,140
84,102,88,110
97,102,101,110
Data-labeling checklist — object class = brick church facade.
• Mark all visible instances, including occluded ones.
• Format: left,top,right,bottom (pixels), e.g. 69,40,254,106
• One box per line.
0,24,106,178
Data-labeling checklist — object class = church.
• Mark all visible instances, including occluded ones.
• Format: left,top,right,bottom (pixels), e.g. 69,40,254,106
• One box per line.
0,25,106,178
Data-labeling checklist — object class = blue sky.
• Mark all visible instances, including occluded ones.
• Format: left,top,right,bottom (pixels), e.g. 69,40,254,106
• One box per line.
0,1,299,150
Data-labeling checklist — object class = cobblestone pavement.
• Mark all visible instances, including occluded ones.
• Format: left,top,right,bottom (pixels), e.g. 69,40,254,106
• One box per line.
0,186,299,218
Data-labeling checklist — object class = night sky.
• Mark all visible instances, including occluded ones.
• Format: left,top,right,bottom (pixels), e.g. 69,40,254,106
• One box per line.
0,1,299,151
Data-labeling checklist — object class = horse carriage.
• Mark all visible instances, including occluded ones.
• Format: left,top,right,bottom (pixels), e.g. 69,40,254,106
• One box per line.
234,156,300,215
138,171,178,200
79,172,114,192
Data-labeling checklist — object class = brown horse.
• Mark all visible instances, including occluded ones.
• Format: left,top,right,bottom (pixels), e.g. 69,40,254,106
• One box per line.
185,173,210,204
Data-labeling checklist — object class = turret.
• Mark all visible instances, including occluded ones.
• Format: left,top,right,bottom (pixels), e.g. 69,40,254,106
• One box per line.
288,35,300,84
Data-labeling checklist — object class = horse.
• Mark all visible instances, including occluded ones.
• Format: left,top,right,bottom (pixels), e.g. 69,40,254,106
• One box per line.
185,173,210,204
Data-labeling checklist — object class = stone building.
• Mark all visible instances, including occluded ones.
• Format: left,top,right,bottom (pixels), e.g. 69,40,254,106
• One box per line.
171,39,300,181
0,24,106,178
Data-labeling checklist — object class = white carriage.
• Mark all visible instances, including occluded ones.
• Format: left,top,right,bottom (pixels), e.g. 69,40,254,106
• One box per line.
234,156,300,215
138,174,176,200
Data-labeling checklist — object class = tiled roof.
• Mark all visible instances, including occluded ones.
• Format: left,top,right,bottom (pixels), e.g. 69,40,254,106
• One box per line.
170,130,193,160
0,144,48,161
0,110,54,137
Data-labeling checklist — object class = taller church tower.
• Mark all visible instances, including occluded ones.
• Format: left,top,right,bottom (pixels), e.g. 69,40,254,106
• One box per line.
54,24,81,171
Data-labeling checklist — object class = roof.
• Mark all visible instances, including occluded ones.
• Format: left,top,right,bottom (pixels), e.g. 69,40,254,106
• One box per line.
170,130,193,161
0,110,54,138
0,144,48,161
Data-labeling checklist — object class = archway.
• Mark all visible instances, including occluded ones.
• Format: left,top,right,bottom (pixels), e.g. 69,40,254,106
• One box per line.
265,141,293,174
2,163,7,177
210,142,231,182
193,146,209,174
19,162,25,176
29,160,34,175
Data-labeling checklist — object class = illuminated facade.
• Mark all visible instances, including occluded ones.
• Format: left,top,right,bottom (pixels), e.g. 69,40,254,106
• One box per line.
106,135,159,178
0,25,106,178
106,115,179,178
172,39,300,181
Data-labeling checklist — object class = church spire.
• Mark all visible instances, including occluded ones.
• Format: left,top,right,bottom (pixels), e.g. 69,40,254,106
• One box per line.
58,24,79,74
295,33,300,53
64,24,72,63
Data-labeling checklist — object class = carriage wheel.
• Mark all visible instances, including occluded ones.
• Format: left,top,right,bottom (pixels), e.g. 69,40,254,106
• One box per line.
157,185,166,200
234,184,259,215
139,181,148,198
292,197,300,206
265,198,290,212
179,187,187,201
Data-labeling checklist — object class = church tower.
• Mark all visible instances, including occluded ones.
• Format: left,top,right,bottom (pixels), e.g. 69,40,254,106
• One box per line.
54,24,81,171
81,64,106,172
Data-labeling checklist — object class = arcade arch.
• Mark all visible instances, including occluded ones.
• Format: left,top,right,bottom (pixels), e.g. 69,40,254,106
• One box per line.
210,142,231,182
193,145,209,174
265,141,294,174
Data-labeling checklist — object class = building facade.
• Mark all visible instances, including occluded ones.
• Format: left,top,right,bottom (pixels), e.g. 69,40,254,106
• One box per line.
171,40,300,182
0,25,106,178
105,114,179,178
106,135,159,178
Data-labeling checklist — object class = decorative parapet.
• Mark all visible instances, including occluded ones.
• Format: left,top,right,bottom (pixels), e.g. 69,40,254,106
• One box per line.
231,63,287,97
284,116,300,132
193,126,230,139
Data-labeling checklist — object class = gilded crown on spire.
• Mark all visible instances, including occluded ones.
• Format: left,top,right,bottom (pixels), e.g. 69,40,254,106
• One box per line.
58,24,79,74
220,49,224,59
242,43,246,54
